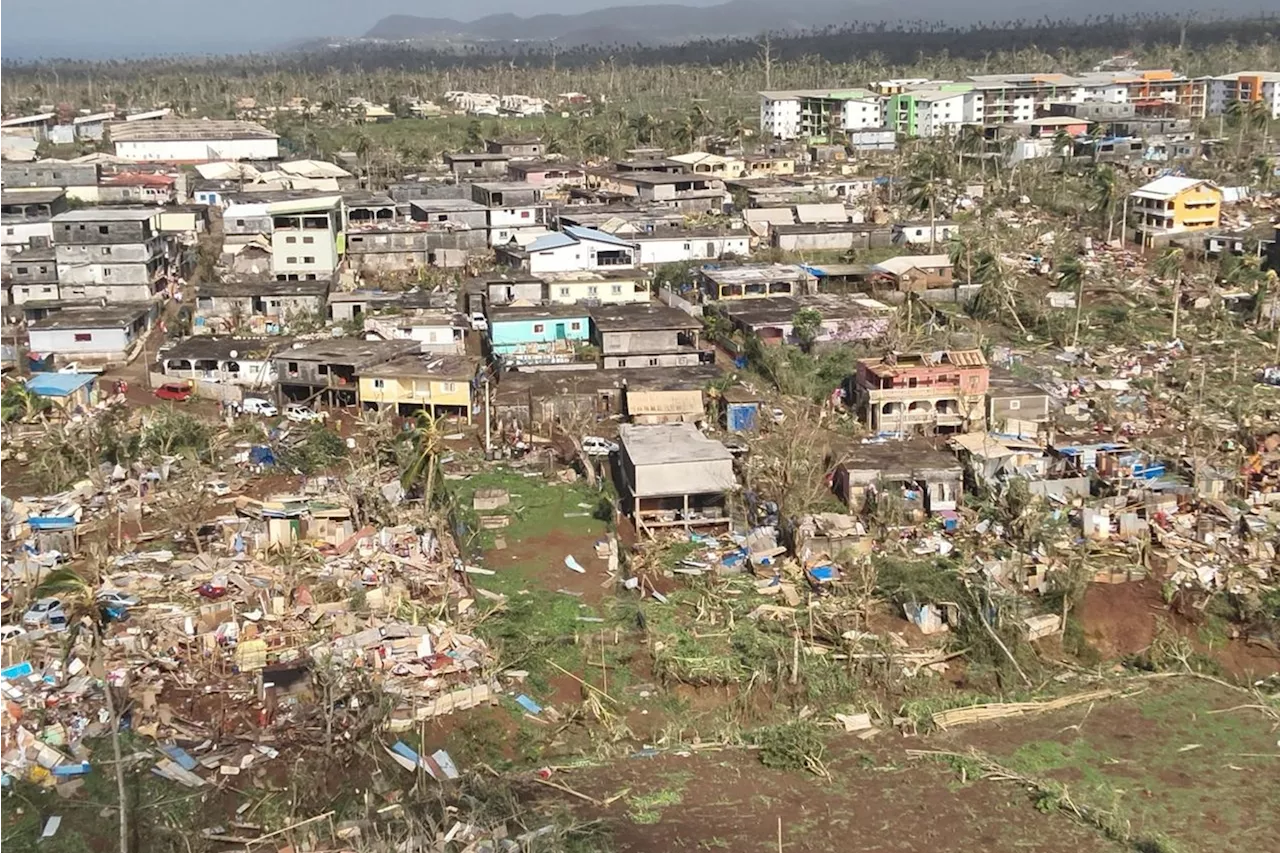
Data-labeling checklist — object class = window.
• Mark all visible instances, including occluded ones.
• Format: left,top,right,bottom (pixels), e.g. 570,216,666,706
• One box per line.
102,246,112,255
683,243,691,250
74,333,92,342
559,287,570,297
587,285,598,296
373,379,385,388
236,219,246,227
16,267,27,275
42,286,53,294
103,268,112,277
287,257,297,264
520,210,530,219
286,236,297,244
648,358,659,367
303,236,314,244
570,321,582,331
1008,400,1021,410
98,225,109,235
617,359,627,367
611,285,622,295
303,256,315,264
533,323,545,333
318,365,329,375
441,382,456,393
287,361,298,373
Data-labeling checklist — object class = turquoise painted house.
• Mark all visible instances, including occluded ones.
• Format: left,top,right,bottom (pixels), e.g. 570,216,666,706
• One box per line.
487,304,591,366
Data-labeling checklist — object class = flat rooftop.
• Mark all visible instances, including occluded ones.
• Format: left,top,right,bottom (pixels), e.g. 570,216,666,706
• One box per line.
197,277,331,298
495,365,721,402
489,304,590,321
276,338,418,364
1,188,66,205
162,336,288,361
718,295,893,325
29,303,152,330
52,207,159,223
838,439,962,476
619,423,733,466
589,303,699,332
410,198,487,212
363,354,480,380
701,264,808,285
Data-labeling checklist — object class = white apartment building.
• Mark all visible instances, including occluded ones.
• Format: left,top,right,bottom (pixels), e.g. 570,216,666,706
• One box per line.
268,196,343,280
759,89,884,141
1206,72,1280,119
915,90,973,137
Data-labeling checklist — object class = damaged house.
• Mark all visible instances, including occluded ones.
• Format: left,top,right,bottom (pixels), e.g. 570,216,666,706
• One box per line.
618,423,737,533
588,303,709,370
849,349,989,435
834,440,963,520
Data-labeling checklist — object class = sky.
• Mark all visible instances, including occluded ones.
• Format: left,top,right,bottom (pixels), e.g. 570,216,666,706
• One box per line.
0,0,723,60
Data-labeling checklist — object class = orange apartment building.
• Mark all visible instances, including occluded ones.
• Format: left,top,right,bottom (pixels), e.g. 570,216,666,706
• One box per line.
850,350,990,435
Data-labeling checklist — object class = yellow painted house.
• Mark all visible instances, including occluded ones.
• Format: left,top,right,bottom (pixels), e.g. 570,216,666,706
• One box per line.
541,270,651,305
1130,176,1222,247
358,354,481,420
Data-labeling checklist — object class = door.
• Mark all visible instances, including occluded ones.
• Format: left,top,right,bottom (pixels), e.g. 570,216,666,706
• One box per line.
555,323,567,340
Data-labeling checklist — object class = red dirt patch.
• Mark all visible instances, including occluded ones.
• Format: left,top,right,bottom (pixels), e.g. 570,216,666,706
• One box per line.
1079,579,1164,658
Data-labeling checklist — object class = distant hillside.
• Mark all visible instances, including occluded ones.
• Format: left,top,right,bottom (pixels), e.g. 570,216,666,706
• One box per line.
364,0,1220,46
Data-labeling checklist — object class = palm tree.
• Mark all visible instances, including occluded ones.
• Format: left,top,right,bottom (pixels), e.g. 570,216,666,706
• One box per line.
1089,165,1120,244
401,410,444,504
1052,127,1074,158
904,163,942,251
955,124,985,176
627,112,658,146
947,231,978,287
1154,247,1185,340
2,382,51,423
1057,254,1087,347
35,567,128,853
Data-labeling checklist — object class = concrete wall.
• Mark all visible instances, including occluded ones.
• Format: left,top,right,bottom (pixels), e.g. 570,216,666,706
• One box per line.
636,235,749,265
115,138,279,162
603,352,703,369
55,239,161,264
628,457,735,498
58,282,154,302
598,329,683,355
29,326,134,358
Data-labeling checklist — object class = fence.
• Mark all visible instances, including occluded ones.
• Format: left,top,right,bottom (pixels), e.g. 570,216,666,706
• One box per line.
658,286,704,318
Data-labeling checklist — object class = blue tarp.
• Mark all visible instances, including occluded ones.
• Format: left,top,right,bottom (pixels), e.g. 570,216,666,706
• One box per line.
248,446,276,466
28,516,77,531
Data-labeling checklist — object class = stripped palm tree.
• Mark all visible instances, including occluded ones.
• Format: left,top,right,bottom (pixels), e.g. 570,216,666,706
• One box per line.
1056,254,1087,347
401,410,444,505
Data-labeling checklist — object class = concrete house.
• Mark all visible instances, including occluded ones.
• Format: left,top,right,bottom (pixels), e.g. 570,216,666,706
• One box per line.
699,264,810,301
492,365,718,430
986,368,1053,437
487,304,591,367
2,188,65,261
363,307,466,354
601,173,728,214
871,254,955,292
51,208,167,301
617,423,736,533
346,221,479,272
506,161,587,191
194,277,330,335
892,221,958,246
1,162,99,203
589,303,708,370
714,295,894,347
159,336,286,388
835,440,963,518
269,196,344,280
7,245,59,304
358,354,481,419
443,152,511,177
409,199,489,231
481,274,545,308
850,350,990,435
1129,176,1222,248
471,182,550,246
508,226,638,274
274,338,420,407
97,173,176,205
542,270,651,305
485,137,544,159
27,303,156,362
633,229,750,265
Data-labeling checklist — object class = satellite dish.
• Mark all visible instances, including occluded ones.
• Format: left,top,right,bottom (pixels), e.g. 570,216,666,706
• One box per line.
228,349,239,359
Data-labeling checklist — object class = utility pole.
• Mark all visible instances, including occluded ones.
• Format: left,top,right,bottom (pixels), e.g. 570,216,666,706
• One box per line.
483,370,492,457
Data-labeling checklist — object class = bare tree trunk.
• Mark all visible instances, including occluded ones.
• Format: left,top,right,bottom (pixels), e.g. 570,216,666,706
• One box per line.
100,636,129,853
1171,277,1182,340
1071,273,1085,347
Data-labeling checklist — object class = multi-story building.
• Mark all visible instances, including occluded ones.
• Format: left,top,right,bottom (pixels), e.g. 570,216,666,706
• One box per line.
51,208,168,302
886,86,975,137
269,196,344,280
759,89,884,141
850,349,989,435
1206,72,1280,119
1129,176,1222,248
470,182,549,247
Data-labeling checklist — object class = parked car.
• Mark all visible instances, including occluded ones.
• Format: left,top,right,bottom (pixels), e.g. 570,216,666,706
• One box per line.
723,435,750,457
770,407,786,424
242,397,279,417
284,404,326,423
470,312,488,331
205,479,231,497
154,383,193,402
0,624,27,642
22,597,65,628
581,436,619,456
96,590,141,608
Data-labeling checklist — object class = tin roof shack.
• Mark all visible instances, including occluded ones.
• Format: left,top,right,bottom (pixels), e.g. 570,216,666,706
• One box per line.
358,354,481,420
870,254,954,292
950,432,1049,486
713,294,894,348
986,368,1053,438
2,188,66,265
24,372,99,416
1048,441,1166,489
492,365,720,432
444,152,511,177
699,264,810,301
27,302,156,363
159,336,288,387
618,423,736,533
194,276,330,335
275,338,420,407
850,350,989,436
487,304,591,368
834,440,963,519
589,303,708,370
52,208,167,301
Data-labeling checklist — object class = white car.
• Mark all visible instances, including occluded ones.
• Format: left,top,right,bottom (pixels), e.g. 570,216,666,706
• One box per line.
284,404,326,424
242,397,279,417
470,312,488,331
96,591,141,608
22,597,65,628
0,624,27,642
581,436,619,456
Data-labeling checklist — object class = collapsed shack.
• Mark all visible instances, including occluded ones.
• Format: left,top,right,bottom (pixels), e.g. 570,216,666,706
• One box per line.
834,440,964,520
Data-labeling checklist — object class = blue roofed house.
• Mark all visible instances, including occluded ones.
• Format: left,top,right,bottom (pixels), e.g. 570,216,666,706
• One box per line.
487,304,592,367
500,225,639,275
25,372,99,414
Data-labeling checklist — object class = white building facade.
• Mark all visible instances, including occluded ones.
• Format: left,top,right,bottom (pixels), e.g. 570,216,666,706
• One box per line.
1207,72,1280,119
